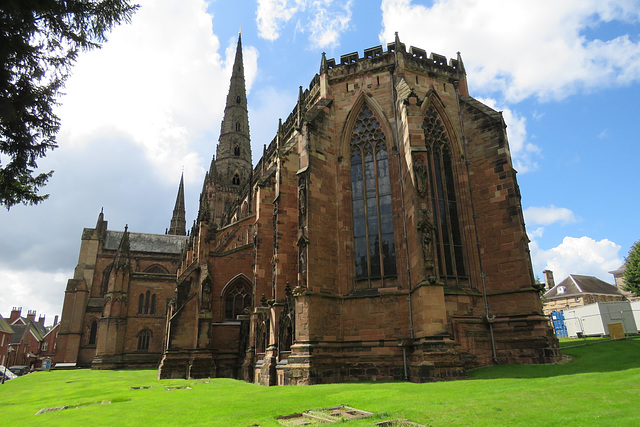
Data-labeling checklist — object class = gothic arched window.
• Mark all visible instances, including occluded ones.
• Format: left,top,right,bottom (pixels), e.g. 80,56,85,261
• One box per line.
423,107,466,278
138,293,144,314
232,174,240,185
350,106,397,281
137,329,152,351
223,280,252,320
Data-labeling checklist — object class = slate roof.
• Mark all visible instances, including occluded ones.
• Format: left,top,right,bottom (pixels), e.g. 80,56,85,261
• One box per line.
544,274,622,300
0,315,14,335
9,318,46,344
103,231,187,254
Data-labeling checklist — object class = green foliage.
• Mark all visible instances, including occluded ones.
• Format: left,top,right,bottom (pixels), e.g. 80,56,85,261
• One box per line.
0,0,138,209
623,240,640,296
1,337,640,426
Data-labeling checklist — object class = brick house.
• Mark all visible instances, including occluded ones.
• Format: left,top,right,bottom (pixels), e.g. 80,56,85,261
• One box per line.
0,315,14,367
8,309,47,370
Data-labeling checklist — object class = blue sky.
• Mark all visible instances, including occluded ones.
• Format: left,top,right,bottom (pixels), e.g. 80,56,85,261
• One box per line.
1,0,639,321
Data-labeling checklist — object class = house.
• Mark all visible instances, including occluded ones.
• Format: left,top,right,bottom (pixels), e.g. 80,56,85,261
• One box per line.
542,271,624,316
4,307,58,370
609,263,639,302
0,315,14,367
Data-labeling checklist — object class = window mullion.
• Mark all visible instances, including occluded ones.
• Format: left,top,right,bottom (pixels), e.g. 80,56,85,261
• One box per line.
373,150,384,278
361,149,372,282
439,150,454,277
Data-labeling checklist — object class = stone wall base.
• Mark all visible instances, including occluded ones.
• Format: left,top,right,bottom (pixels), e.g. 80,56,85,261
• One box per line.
92,352,162,370
157,350,216,379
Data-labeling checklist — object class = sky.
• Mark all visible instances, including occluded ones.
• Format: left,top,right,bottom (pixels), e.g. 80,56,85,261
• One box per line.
1,0,640,323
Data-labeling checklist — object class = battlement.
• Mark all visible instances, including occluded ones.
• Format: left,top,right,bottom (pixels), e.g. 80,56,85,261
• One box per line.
319,41,462,76
251,41,465,182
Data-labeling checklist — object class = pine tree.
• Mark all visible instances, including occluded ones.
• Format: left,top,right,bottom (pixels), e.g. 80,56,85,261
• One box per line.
0,0,138,209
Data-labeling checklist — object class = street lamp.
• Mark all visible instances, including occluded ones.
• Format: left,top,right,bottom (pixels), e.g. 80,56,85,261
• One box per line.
2,345,15,384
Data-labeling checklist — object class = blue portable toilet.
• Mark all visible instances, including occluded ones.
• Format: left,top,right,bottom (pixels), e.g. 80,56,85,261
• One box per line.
551,311,568,337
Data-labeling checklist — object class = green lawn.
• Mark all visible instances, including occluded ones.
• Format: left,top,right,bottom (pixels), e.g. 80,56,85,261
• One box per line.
2,337,639,426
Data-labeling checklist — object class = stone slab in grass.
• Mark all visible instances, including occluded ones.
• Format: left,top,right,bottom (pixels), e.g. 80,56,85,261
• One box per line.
276,405,373,425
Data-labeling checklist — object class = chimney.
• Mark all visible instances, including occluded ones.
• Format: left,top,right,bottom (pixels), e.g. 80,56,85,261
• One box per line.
9,307,22,323
38,315,46,326
27,309,36,322
54,315,59,326
543,270,555,291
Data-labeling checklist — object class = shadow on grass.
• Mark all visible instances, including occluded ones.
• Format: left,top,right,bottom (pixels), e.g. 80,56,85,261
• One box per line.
468,336,640,379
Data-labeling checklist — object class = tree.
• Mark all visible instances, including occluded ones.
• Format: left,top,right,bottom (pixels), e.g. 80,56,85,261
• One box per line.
0,0,138,209
623,240,640,297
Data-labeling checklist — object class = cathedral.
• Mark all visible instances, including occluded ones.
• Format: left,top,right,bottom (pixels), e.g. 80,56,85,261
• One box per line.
56,34,560,384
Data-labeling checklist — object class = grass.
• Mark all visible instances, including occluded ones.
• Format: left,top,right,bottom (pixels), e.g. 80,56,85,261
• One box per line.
1,337,639,426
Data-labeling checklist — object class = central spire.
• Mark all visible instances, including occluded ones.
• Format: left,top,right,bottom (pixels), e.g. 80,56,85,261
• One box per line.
215,33,252,188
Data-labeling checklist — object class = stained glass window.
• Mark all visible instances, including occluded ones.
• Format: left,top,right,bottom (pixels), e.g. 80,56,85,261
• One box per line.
350,106,397,281
423,107,466,277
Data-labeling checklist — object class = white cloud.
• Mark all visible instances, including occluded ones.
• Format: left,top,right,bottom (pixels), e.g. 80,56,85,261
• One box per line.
529,236,622,283
524,205,578,226
380,0,640,102
0,268,71,324
56,0,258,187
256,0,301,41
256,0,353,48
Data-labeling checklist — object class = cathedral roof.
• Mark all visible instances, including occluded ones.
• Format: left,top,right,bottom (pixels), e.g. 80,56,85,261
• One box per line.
104,230,187,254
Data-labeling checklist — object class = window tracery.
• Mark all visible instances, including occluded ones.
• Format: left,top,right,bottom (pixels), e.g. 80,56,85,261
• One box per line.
223,280,251,320
350,106,397,281
423,107,466,278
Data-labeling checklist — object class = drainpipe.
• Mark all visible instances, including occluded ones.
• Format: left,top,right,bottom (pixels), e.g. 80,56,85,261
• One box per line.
390,38,414,382
390,44,414,342
453,78,498,364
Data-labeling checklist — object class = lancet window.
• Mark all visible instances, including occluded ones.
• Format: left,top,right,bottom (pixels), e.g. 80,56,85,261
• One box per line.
350,106,397,281
137,329,152,351
423,107,466,278
88,320,98,346
138,291,156,315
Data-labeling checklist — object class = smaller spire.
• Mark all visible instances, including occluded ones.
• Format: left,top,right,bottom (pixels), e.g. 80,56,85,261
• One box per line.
319,52,328,75
456,51,466,75
95,208,107,241
393,32,405,53
296,86,303,128
114,225,131,272
168,173,187,235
